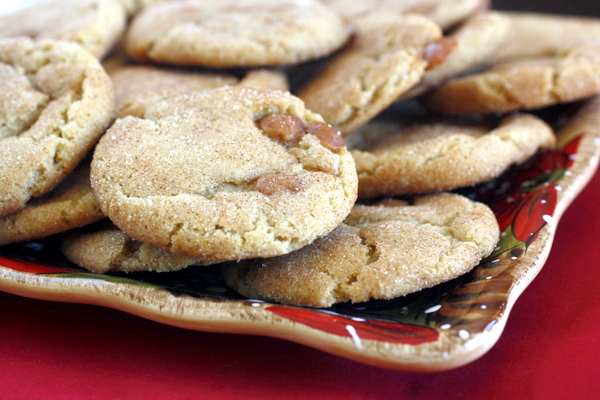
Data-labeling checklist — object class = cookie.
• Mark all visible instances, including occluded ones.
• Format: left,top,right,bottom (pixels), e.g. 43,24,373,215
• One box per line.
60,220,210,273
124,0,351,68
423,44,600,115
321,0,486,30
401,11,510,99
117,0,172,17
238,69,290,93
297,13,444,135
349,113,555,199
0,165,105,246
0,0,126,59
0,38,115,217
221,192,500,308
490,12,600,63
90,86,358,261
108,65,238,118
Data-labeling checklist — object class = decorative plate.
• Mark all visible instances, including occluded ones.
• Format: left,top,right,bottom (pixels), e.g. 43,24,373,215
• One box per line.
1,115,599,372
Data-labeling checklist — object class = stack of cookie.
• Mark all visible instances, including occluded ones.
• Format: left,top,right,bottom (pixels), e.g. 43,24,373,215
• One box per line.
1,0,598,308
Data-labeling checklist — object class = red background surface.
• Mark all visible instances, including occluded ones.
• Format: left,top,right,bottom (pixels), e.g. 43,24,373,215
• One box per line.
1,145,599,400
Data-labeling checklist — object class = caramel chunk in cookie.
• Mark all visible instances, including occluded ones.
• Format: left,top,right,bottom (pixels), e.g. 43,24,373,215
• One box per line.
401,11,511,99
222,192,499,308
298,13,443,135
91,87,357,261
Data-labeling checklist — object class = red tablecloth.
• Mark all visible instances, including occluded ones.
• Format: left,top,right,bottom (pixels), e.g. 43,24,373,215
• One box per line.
0,162,599,400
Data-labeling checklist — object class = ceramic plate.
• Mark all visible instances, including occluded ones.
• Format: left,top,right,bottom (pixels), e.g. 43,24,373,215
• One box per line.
1,103,599,372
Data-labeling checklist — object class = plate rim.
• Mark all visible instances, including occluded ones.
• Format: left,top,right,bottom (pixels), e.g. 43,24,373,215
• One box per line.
1,122,599,372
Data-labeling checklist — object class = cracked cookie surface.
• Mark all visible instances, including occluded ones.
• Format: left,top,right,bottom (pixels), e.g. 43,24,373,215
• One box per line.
109,65,290,119
489,12,600,64
321,0,485,30
108,65,239,118
221,192,499,308
124,0,351,68
0,37,115,217
60,220,211,273
349,113,555,199
0,0,126,59
400,11,510,99
91,86,358,261
297,13,443,135
0,165,105,246
423,44,600,115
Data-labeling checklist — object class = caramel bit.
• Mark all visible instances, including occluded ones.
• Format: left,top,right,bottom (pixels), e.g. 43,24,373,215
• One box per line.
423,37,457,71
258,114,305,144
305,121,346,151
258,113,346,151
252,173,303,196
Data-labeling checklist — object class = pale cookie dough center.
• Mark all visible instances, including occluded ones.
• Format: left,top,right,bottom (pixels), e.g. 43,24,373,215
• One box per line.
114,109,317,199
0,63,49,139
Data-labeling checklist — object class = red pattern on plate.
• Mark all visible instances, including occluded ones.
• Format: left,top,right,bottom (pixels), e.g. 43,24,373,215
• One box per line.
0,256,74,274
266,305,439,345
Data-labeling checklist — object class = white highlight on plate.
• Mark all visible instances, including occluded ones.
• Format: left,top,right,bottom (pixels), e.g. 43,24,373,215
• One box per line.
345,325,363,351
542,214,554,226
458,329,470,340
464,335,485,351
424,304,442,313
484,320,497,332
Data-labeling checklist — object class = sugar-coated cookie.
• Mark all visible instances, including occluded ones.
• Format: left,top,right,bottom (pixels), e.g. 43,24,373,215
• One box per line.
298,13,443,135
349,113,555,199
423,44,600,115
125,0,351,68
117,0,173,17
321,0,486,30
0,0,126,59
222,192,499,308
0,165,105,246
555,95,600,148
490,12,600,63
60,220,210,273
238,69,290,93
401,11,510,99
91,86,358,261
108,65,238,118
0,38,115,217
